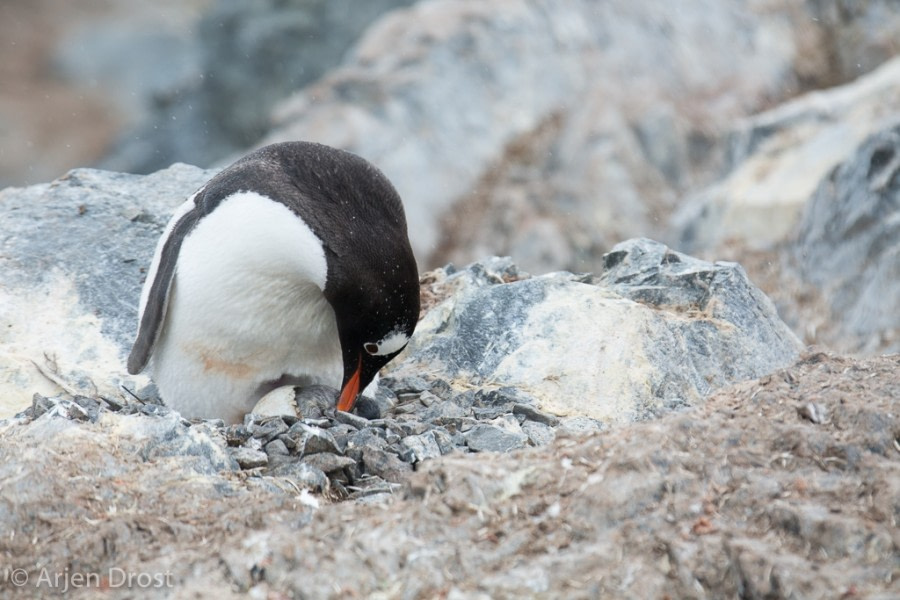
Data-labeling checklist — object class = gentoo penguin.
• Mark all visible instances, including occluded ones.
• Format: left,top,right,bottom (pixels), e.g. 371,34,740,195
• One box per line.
127,141,419,423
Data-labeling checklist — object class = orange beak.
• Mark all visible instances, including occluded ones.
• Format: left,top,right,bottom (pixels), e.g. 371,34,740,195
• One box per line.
336,354,362,412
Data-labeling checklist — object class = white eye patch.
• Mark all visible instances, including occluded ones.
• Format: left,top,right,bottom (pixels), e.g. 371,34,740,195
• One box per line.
364,330,410,356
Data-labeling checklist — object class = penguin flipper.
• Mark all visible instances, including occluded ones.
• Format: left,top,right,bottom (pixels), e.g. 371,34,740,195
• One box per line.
127,208,200,375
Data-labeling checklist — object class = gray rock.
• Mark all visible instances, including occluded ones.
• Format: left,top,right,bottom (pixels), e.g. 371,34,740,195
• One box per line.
118,411,237,474
512,403,559,427
384,375,432,395
223,424,252,447
388,244,801,425
388,420,428,438
26,394,105,424
417,390,439,407
427,379,454,400
599,238,802,379
29,394,57,420
399,431,443,464
229,447,269,470
333,410,372,430
288,422,343,456
450,391,478,410
265,439,290,457
416,400,469,424
437,417,479,435
672,56,900,254
464,424,528,454
788,125,900,354
348,475,402,499
361,447,413,481
440,402,472,421
324,424,357,453
346,428,389,453
383,428,402,446
487,414,527,437
301,453,356,474
557,416,606,437
266,461,330,493
521,421,556,447
430,427,457,455
245,415,289,443
354,386,397,420
0,164,214,418
71,396,103,422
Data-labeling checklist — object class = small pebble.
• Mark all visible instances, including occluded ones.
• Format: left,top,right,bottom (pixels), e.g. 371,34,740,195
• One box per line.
266,461,329,493
245,416,289,443
798,402,828,424
224,424,252,446
418,391,439,407
557,416,606,437
522,420,556,446
428,379,453,400
464,424,528,453
334,410,371,430
302,453,356,474
430,427,456,455
265,439,290,457
399,431,442,463
355,387,396,420
513,403,559,426
289,422,342,456
393,401,420,415
361,447,413,481
231,447,269,469
389,375,431,394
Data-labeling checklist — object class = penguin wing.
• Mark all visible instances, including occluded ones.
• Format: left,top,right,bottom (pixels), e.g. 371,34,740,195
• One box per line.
127,206,200,374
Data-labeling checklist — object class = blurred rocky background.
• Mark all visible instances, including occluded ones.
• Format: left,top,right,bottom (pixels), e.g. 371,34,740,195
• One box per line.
2,0,898,360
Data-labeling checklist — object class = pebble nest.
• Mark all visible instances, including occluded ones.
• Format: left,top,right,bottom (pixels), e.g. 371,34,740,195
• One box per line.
21,375,606,503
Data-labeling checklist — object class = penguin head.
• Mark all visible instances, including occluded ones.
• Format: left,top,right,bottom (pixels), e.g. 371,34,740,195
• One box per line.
332,275,419,412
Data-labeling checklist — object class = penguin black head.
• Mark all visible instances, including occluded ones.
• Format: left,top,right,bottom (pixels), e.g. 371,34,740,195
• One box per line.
330,271,420,412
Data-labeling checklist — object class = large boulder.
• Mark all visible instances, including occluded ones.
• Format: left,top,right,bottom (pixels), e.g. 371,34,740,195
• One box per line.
260,0,900,274
787,124,900,353
671,55,900,254
262,0,806,268
389,240,801,423
0,165,214,416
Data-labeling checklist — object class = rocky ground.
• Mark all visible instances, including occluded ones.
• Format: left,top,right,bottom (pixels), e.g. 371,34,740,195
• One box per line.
0,351,897,598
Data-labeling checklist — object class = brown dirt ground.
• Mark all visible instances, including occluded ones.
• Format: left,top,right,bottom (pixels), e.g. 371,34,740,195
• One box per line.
0,350,897,599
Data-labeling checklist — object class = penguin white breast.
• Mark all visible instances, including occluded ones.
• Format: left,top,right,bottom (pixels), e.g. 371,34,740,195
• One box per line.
150,191,341,421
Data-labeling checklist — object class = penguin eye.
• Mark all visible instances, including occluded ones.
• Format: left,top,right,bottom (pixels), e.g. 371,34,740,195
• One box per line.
364,343,379,355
